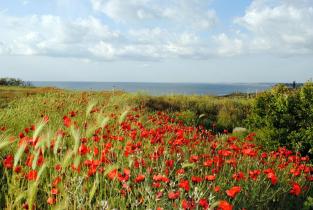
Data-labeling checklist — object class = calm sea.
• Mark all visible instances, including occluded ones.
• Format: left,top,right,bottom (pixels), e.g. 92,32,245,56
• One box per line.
31,81,274,96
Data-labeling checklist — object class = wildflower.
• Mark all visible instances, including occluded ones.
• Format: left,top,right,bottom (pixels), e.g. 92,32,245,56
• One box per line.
232,172,245,181
203,159,214,167
78,144,89,155
199,198,209,209
47,197,56,205
63,116,71,128
214,186,221,192
179,179,190,191
191,176,202,183
168,191,180,200
52,176,62,187
26,170,37,181
14,166,22,173
290,183,301,196
205,175,216,181
218,200,233,210
51,188,59,195
182,199,195,209
108,169,118,180
267,172,278,185
249,170,261,181
226,186,241,198
3,155,13,169
135,174,145,183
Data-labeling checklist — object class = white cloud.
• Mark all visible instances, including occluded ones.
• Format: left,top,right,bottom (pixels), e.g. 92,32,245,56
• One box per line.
0,13,212,61
214,34,243,56
91,0,217,31
1,0,312,61
0,14,122,59
217,0,313,56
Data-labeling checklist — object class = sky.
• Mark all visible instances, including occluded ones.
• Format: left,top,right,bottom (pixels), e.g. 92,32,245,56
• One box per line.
0,0,312,83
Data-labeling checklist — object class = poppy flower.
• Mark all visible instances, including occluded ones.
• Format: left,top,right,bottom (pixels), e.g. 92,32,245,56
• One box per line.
78,144,89,155
214,186,221,193
168,191,180,200
267,172,278,185
232,172,245,181
52,176,62,187
26,170,37,181
108,169,118,180
249,170,261,181
191,176,202,183
135,174,145,183
47,197,56,205
63,116,71,128
199,198,209,209
179,179,190,191
3,155,13,169
182,199,195,209
218,200,233,210
51,188,59,195
205,175,216,181
290,183,301,196
226,186,241,198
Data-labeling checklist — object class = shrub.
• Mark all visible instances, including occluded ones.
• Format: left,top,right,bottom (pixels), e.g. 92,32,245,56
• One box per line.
247,82,313,156
0,78,32,87
135,94,252,132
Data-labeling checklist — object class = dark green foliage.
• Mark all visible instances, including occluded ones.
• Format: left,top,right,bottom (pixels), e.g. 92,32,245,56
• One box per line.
0,78,32,87
247,82,313,156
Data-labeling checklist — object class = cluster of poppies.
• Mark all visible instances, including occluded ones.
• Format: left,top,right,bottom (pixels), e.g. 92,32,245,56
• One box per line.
1,107,312,209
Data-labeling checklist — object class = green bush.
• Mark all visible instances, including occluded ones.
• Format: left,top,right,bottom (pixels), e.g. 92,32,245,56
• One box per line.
247,82,313,156
0,78,32,87
133,94,252,132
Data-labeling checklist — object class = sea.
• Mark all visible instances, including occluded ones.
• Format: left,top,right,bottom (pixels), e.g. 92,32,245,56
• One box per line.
31,81,275,96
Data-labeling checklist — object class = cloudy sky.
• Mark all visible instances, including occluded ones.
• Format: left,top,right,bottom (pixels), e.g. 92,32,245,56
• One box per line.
0,0,312,83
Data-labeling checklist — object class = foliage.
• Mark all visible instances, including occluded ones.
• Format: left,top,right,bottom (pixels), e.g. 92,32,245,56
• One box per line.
247,82,313,156
0,105,312,209
0,78,32,87
132,94,252,132
0,86,312,209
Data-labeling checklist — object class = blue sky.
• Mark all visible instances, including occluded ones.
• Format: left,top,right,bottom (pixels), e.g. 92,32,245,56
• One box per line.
0,0,312,82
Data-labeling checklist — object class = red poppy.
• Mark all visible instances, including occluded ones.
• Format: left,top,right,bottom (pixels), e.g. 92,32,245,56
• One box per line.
205,175,216,181
47,197,56,205
232,172,245,181
249,170,261,181
290,183,301,196
214,186,221,193
3,155,13,169
78,144,89,155
108,169,118,180
135,174,145,183
26,170,37,181
267,172,278,185
218,200,233,210
168,191,180,200
199,198,209,209
52,176,62,187
226,186,241,198
182,199,195,209
179,179,190,192
51,188,59,195
191,176,202,183
63,116,71,128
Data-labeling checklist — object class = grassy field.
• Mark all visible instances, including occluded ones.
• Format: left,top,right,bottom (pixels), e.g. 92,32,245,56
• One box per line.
0,86,312,210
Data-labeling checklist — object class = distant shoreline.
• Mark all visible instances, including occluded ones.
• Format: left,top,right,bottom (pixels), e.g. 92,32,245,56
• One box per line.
30,81,276,96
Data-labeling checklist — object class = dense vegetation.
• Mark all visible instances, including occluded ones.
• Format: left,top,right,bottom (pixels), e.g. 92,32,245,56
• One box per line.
0,78,32,87
247,83,313,158
0,84,312,209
